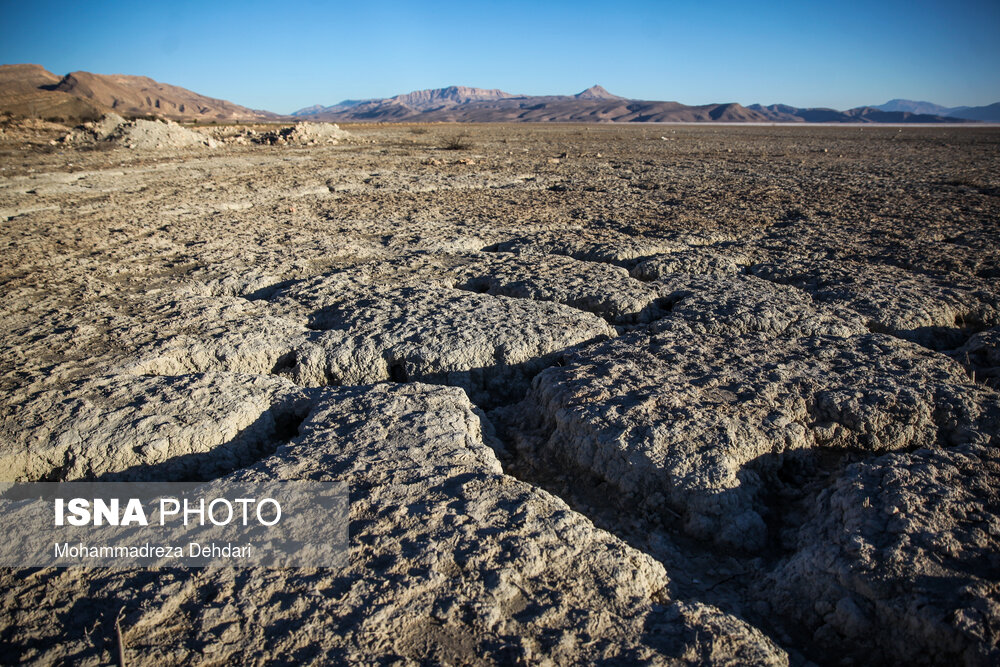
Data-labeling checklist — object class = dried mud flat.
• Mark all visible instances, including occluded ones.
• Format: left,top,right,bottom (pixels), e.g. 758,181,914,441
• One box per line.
1,122,999,665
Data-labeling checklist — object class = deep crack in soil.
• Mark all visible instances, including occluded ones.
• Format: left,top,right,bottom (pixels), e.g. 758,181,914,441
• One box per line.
1,123,999,665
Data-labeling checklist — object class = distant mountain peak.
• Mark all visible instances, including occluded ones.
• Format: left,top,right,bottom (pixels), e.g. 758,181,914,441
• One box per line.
293,104,327,115
575,85,624,100
390,86,516,110
876,99,954,116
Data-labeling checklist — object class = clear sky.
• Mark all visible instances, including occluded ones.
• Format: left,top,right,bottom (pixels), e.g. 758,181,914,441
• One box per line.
2,0,998,114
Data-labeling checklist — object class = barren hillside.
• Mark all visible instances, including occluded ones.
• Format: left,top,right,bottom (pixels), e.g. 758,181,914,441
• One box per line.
0,64,284,123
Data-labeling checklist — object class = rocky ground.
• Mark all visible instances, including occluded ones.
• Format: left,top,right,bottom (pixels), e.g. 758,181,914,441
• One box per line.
0,121,998,665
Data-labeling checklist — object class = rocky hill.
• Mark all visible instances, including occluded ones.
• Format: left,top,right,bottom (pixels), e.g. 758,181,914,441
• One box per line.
0,64,106,122
0,64,284,123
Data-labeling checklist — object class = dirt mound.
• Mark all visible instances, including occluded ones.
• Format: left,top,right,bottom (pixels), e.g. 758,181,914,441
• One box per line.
205,122,351,146
61,113,216,150
254,122,350,145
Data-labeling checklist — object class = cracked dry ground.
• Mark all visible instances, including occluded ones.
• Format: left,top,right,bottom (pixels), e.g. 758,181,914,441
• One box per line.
1,124,999,665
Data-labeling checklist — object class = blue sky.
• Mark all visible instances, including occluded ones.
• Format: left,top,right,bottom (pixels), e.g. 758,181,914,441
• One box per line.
1,0,998,113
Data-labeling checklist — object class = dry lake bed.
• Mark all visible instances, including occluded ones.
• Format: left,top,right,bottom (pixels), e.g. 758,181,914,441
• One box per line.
1,121,998,665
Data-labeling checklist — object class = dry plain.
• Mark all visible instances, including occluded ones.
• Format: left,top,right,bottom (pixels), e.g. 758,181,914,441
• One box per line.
0,121,999,665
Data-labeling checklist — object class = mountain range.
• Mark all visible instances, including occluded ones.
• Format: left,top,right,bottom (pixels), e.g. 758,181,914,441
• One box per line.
2,64,998,125
293,85,1000,123
875,98,1000,122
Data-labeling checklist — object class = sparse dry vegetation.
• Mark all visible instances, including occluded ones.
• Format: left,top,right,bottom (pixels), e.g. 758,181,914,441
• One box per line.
439,131,472,150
